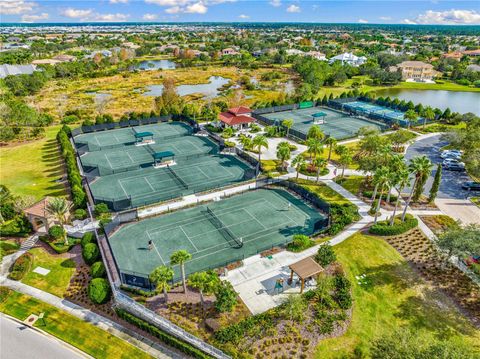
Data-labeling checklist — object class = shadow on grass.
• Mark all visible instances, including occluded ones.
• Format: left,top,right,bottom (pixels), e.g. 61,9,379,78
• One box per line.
61,259,76,268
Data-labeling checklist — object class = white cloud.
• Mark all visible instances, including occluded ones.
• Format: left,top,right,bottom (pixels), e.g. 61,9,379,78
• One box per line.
21,12,48,22
286,4,300,13
0,0,37,15
402,18,417,25
61,8,93,19
110,0,129,3
95,13,129,21
165,6,181,14
358,19,368,23
185,2,207,14
143,13,158,20
238,14,249,19
269,0,281,7
404,9,480,25
379,16,391,21
145,0,188,6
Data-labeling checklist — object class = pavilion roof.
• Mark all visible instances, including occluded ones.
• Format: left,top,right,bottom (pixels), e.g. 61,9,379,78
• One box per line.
289,257,324,279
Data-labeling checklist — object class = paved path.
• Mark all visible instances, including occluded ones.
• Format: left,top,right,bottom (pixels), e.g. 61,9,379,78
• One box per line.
1,314,86,359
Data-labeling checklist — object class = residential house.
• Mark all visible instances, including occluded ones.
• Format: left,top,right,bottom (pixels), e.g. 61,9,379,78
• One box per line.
442,51,463,61
391,61,438,82
463,49,480,57
218,106,254,130
329,52,366,67
0,64,39,79
221,48,239,56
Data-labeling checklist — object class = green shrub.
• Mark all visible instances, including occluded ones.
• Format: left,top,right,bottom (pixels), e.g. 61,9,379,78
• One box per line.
91,261,106,278
94,203,109,216
287,234,314,252
120,285,157,297
8,253,32,280
215,312,275,344
48,225,65,240
82,243,100,265
0,203,16,221
81,232,95,247
369,214,418,236
116,309,211,358
214,281,238,313
88,278,111,304
362,190,397,203
74,208,88,220
315,244,336,266
0,215,32,237
327,203,360,235
333,274,352,309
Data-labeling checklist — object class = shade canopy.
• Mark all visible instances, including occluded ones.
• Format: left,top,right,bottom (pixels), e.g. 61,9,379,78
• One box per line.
312,112,327,118
152,151,175,160
289,257,324,280
134,131,154,138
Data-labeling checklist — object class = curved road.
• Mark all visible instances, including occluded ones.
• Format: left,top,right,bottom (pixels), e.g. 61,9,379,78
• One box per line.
0,315,85,359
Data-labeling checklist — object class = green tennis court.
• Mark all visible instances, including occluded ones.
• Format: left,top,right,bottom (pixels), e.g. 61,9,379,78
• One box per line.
89,154,254,209
75,122,192,151
80,135,218,174
262,106,385,139
108,188,327,281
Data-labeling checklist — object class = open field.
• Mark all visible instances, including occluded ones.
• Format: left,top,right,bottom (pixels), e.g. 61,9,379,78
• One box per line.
314,233,480,357
0,289,152,359
0,125,66,200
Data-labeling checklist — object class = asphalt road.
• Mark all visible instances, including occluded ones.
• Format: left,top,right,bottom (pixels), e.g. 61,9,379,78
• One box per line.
404,134,472,200
0,315,85,359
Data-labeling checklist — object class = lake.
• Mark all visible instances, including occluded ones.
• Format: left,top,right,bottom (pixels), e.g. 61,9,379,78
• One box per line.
142,76,230,99
132,59,177,71
374,89,480,115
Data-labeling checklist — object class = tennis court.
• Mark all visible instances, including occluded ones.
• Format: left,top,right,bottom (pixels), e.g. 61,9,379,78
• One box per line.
262,106,385,140
80,135,218,174
74,122,192,151
342,101,411,126
108,188,327,281
89,154,254,209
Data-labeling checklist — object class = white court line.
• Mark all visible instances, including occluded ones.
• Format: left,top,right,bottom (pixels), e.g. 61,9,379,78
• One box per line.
243,207,267,230
143,176,155,191
179,225,199,252
146,230,165,265
117,178,129,198
125,151,135,164
104,153,114,169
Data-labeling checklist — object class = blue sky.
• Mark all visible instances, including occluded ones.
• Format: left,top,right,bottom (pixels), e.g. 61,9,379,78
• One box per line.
1,0,480,24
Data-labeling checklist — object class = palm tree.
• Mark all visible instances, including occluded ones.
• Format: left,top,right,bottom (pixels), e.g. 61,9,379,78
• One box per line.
373,167,390,224
306,138,323,162
170,250,192,293
45,197,72,225
401,156,432,221
276,142,291,171
404,109,418,129
324,137,337,161
338,150,352,178
307,125,324,141
282,119,294,138
314,158,327,183
252,135,268,163
239,135,252,151
390,169,410,226
292,155,306,180
188,271,219,310
423,106,435,128
149,266,174,302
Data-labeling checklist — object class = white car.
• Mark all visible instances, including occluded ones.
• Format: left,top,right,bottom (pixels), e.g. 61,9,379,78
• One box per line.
442,158,464,167
440,150,463,159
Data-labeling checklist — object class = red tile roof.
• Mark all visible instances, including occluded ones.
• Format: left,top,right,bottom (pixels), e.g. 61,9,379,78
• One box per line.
219,112,254,126
228,106,251,115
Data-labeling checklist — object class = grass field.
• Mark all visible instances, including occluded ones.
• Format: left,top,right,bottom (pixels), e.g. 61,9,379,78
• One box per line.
334,175,366,195
21,247,76,298
314,233,480,357
0,289,152,359
0,240,20,261
0,125,66,200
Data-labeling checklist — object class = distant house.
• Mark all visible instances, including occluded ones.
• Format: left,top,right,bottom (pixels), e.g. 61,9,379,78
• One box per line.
391,61,438,82
329,52,366,67
467,64,480,72
53,54,76,62
462,49,480,57
0,64,39,79
221,48,239,56
305,51,326,61
442,51,463,61
85,50,113,59
218,106,254,130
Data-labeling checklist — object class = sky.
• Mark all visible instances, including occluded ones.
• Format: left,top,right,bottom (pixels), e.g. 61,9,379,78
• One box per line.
1,0,480,25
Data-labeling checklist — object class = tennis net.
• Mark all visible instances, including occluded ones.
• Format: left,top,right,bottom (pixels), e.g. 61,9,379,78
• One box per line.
167,165,188,189
205,207,243,248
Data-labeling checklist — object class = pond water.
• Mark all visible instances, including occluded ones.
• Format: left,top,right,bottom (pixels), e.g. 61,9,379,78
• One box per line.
284,80,295,95
132,59,177,71
85,91,112,104
142,76,230,99
374,89,480,115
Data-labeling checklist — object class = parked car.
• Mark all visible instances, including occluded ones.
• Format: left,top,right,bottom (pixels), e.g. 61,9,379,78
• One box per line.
461,182,480,191
442,158,465,167
440,150,463,159
444,162,466,171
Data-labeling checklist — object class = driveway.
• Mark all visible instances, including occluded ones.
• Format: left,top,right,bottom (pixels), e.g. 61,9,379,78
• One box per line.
0,315,85,359
404,134,472,200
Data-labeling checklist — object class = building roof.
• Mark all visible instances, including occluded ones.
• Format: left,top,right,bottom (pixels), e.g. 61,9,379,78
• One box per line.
397,61,433,68
228,106,252,115
23,197,52,218
153,151,175,160
0,64,38,79
32,59,61,65
53,54,76,62
289,257,324,279
134,131,154,138
463,49,480,56
219,112,255,126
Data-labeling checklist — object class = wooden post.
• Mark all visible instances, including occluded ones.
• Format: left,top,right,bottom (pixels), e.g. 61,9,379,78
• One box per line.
300,279,305,294
289,269,294,285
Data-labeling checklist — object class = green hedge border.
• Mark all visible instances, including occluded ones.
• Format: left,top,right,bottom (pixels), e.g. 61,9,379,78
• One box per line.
369,214,418,236
115,309,213,359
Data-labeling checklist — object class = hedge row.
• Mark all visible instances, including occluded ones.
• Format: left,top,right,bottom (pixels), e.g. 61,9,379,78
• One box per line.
369,214,418,236
115,309,213,359
8,252,32,281
56,125,86,208
214,312,275,345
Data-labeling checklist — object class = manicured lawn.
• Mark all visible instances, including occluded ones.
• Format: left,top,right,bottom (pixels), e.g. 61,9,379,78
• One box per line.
392,80,480,92
0,289,152,359
414,121,467,134
315,233,480,357
0,240,20,261
22,247,76,298
0,125,66,200
296,179,352,205
471,197,480,208
335,175,366,195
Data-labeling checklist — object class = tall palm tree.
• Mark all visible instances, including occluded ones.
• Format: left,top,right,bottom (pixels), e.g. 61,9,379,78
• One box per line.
252,135,268,163
307,125,324,141
188,271,219,310
324,137,337,161
338,151,352,178
45,197,72,225
404,109,418,129
373,167,391,224
170,250,192,293
401,156,432,221
239,135,252,151
149,266,174,302
282,119,294,138
306,138,323,162
390,168,410,226
292,155,306,180
276,142,291,171
314,158,327,183
423,106,435,128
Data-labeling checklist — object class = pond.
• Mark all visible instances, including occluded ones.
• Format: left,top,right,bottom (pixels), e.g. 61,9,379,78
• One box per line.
132,59,177,71
142,76,230,99
374,89,480,115
85,91,112,104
